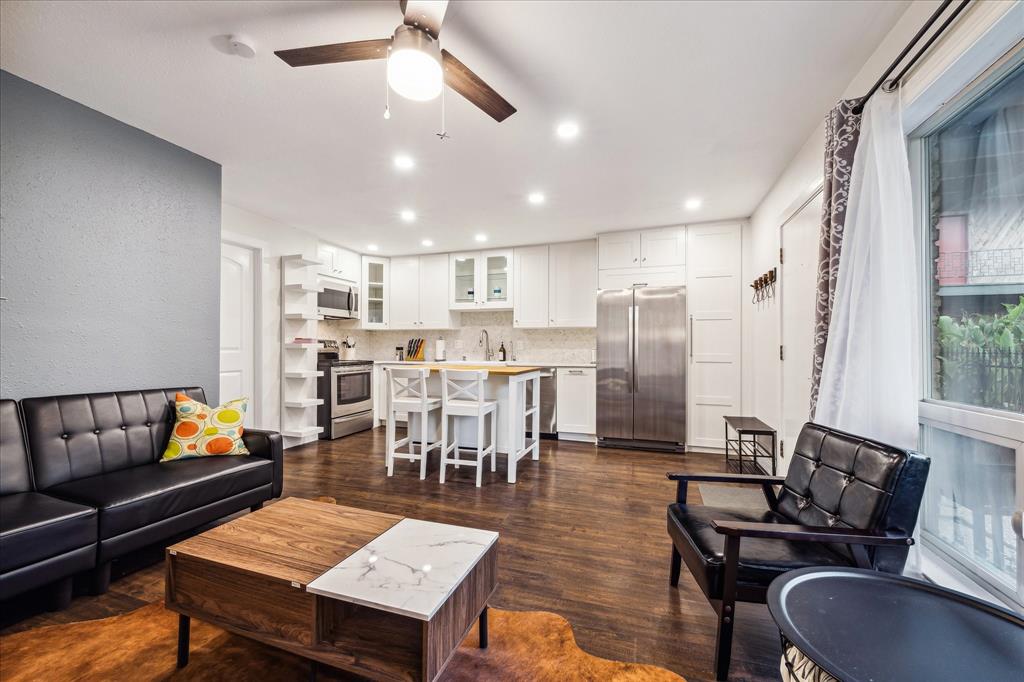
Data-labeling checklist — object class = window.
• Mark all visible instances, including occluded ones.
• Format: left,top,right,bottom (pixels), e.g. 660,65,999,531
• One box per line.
912,54,1024,609
926,64,1023,413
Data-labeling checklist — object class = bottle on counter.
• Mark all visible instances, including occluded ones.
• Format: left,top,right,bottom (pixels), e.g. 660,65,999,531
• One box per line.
498,341,507,362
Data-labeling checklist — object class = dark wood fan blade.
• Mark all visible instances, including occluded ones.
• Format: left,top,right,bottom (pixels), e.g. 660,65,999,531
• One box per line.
275,39,391,67
441,50,516,122
401,0,449,39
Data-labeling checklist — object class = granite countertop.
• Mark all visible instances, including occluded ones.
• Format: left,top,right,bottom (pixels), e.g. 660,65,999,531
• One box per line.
373,360,596,369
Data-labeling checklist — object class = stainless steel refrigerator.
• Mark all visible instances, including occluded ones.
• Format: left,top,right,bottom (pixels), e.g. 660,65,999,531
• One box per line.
597,286,686,451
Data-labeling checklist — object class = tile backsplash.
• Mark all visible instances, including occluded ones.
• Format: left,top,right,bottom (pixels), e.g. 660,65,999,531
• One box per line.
321,311,595,364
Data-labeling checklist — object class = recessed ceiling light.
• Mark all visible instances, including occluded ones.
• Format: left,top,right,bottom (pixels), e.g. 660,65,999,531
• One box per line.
367,244,379,252
421,239,434,247
527,192,546,205
474,233,488,243
393,154,415,171
684,197,702,211
555,120,580,140
400,209,416,222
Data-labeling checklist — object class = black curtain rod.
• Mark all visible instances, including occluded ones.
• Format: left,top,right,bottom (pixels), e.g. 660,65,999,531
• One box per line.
852,0,971,114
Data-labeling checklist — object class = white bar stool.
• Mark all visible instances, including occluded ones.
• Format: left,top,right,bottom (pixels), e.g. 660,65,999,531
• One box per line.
439,369,497,487
385,367,443,480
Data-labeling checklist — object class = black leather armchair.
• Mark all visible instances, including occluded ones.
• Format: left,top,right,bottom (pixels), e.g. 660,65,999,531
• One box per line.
666,422,930,680
20,387,283,593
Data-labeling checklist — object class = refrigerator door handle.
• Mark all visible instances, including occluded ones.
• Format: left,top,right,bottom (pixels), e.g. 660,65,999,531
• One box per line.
627,304,635,394
633,306,640,394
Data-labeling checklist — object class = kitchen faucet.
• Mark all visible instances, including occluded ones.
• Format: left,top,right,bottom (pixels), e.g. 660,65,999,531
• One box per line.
478,329,493,361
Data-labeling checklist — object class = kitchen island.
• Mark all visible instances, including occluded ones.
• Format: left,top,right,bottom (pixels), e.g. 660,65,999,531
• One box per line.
378,363,542,483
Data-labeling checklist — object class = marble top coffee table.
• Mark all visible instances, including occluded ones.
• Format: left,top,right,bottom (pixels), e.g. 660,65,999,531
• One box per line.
165,498,498,681
307,517,498,620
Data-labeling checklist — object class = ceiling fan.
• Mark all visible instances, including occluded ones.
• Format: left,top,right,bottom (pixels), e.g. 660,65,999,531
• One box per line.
274,0,516,122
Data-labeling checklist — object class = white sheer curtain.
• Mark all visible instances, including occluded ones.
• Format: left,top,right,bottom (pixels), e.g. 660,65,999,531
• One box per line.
814,89,920,450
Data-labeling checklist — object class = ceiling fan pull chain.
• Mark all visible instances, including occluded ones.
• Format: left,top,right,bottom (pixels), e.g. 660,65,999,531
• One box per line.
437,42,450,141
383,44,392,120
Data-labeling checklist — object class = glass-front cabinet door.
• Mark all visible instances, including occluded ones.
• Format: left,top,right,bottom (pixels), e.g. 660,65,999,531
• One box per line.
450,252,478,309
483,250,512,307
449,250,514,310
361,256,389,329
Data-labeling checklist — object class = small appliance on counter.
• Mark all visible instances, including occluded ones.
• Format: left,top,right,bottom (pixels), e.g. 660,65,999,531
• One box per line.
316,340,373,440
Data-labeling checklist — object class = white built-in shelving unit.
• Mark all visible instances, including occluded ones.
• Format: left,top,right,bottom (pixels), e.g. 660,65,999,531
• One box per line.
280,254,325,442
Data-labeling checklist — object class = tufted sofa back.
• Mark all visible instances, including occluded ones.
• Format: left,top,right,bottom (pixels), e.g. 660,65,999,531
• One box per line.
0,399,33,495
21,387,206,490
779,422,929,573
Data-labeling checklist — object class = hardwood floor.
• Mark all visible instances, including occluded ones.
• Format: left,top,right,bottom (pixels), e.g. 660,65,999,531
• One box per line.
0,428,781,681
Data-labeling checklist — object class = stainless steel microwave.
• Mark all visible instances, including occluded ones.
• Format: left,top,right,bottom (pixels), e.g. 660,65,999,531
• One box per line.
317,279,359,320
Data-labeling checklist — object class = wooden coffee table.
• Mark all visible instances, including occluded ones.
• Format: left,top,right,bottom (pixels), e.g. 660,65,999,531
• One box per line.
165,498,498,681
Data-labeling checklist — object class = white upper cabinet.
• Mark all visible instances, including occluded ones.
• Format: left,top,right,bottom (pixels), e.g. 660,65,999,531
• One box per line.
598,227,686,287
419,253,453,328
361,256,389,329
598,231,642,269
449,249,513,310
389,256,421,329
317,242,360,282
549,240,597,327
513,245,550,328
640,226,686,267
391,254,457,329
514,240,597,328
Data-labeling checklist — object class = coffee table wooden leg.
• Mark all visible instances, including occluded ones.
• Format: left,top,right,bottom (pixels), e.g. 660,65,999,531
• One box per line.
479,606,489,649
176,615,190,668
308,659,318,681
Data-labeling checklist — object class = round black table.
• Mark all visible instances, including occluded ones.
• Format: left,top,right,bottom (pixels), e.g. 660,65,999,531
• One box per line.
767,567,1024,682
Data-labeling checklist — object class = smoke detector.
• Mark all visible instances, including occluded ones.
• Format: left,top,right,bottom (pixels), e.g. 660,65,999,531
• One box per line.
228,35,256,59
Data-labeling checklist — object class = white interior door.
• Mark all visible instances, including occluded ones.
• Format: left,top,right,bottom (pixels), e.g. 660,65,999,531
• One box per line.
220,242,255,409
779,191,822,467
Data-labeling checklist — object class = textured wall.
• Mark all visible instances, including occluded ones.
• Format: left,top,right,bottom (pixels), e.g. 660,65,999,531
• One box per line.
0,70,221,400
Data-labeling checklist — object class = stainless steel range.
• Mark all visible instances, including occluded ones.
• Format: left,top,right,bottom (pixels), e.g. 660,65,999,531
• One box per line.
317,344,373,439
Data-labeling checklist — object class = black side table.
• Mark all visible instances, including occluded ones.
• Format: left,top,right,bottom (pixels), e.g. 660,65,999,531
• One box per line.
723,416,776,475
767,567,1024,682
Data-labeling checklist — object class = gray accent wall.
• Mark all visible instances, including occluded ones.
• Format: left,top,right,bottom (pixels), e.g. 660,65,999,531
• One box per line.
0,70,221,401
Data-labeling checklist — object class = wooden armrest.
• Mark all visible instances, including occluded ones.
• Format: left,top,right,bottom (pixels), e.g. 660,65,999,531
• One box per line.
666,473,785,485
667,473,784,508
710,520,914,546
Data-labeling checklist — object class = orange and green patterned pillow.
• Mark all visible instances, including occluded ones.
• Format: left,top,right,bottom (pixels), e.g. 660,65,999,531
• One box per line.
161,393,249,461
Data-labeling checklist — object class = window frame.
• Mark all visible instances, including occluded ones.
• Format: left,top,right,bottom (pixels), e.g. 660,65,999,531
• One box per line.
908,44,1024,610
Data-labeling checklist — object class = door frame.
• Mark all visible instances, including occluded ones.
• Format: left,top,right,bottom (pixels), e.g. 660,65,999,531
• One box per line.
776,182,824,470
221,231,265,429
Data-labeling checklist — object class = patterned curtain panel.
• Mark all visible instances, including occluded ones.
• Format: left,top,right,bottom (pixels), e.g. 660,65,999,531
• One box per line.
809,100,862,417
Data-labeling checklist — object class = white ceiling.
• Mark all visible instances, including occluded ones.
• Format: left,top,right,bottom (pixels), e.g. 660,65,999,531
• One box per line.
0,0,909,255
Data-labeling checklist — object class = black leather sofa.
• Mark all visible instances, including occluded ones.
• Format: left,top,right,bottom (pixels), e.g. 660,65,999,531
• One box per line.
0,399,96,607
0,387,283,606
667,422,930,680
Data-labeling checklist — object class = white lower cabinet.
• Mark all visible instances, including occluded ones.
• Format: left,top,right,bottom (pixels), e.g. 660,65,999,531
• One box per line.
556,368,596,436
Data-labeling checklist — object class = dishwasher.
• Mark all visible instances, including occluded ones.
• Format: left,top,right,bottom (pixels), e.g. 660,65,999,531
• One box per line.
526,368,557,438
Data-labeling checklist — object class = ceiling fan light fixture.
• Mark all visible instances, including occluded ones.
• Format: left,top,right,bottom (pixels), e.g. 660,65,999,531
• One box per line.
387,25,442,102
